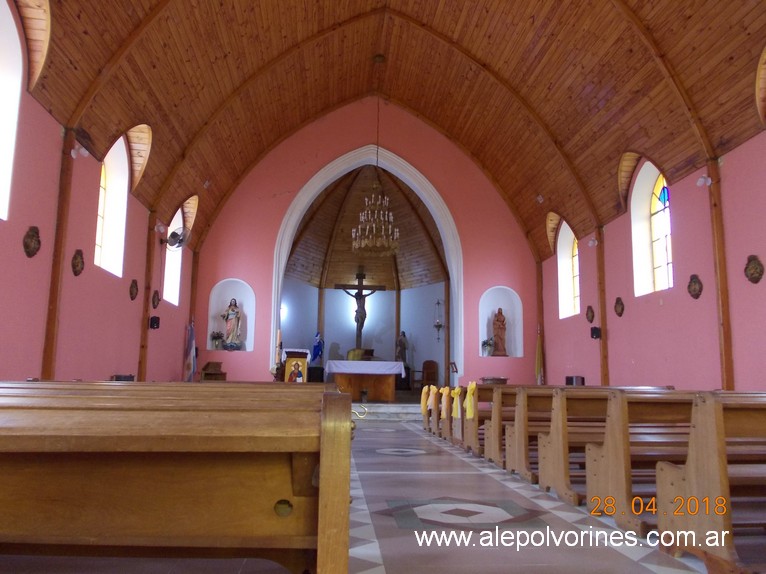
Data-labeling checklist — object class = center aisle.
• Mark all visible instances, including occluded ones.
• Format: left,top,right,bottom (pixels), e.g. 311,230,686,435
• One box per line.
349,420,704,574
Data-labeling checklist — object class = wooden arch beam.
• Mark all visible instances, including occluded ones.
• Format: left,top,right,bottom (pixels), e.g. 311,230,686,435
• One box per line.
609,0,733,390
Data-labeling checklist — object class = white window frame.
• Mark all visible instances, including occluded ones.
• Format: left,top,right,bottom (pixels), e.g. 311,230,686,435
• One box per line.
0,1,23,221
557,220,580,319
630,161,673,296
162,209,184,306
94,136,129,277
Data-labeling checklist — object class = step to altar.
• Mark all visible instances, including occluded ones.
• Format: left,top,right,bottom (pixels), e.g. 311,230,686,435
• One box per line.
352,402,422,421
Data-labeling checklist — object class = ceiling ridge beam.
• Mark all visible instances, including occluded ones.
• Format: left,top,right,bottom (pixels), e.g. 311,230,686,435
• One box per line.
609,0,716,162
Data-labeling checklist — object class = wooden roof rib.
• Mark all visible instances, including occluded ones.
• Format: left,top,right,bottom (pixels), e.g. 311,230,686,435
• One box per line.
13,0,766,282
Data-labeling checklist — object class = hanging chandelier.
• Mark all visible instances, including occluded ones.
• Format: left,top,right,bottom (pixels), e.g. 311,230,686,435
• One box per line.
351,182,399,256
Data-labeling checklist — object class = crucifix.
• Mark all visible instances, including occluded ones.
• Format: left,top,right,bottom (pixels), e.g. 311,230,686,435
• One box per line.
335,266,386,349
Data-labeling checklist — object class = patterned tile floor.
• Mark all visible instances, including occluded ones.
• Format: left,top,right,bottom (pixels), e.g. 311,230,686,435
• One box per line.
0,419,709,573
349,420,707,574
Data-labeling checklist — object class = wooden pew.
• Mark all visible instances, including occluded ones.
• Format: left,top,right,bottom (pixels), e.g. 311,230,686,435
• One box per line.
537,387,613,505
504,386,557,481
656,392,766,574
484,385,520,466
585,389,696,536
462,382,496,456
0,381,351,574
421,385,435,431
537,386,679,506
450,386,464,446
432,386,452,439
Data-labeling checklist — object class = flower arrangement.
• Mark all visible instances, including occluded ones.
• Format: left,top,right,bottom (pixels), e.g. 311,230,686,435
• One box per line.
481,337,494,349
210,331,224,341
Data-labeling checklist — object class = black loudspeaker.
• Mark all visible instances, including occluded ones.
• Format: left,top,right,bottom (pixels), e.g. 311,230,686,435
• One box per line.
590,326,601,339
566,376,585,386
149,316,160,329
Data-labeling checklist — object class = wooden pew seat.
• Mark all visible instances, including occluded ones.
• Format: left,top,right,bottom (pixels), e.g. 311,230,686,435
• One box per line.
0,381,351,574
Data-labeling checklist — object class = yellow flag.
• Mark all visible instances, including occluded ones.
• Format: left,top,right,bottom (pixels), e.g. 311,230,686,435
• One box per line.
420,385,429,415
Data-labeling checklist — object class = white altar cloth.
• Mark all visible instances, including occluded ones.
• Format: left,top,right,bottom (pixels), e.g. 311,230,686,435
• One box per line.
325,360,405,377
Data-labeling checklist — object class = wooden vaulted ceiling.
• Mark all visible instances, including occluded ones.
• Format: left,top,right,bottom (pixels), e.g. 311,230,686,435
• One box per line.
14,1,766,288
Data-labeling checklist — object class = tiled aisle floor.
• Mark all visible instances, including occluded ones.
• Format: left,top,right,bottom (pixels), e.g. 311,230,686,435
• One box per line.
350,420,705,574
0,419,706,573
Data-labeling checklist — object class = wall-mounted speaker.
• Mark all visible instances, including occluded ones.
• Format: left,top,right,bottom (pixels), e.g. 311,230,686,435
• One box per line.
590,326,601,339
149,316,160,329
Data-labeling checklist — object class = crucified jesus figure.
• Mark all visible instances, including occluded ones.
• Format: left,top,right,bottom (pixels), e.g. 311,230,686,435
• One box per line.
336,267,386,349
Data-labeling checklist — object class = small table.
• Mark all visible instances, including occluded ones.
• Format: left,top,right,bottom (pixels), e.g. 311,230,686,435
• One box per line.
325,361,405,403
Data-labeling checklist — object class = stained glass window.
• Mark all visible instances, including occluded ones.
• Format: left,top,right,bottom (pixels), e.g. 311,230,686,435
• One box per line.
650,175,673,291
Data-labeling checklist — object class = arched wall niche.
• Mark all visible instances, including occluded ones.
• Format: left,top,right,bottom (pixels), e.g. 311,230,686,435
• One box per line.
478,287,523,357
208,278,255,352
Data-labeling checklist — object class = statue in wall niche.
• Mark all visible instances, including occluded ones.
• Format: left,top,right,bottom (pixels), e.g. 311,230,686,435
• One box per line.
220,298,242,350
492,308,508,357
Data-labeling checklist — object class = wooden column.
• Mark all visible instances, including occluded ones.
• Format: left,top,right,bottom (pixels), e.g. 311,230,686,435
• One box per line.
595,226,610,386
137,212,158,381
443,280,451,387
41,130,76,380
707,159,734,390
535,260,546,385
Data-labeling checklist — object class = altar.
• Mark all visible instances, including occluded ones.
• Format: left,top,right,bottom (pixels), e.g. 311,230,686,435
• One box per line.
325,360,405,403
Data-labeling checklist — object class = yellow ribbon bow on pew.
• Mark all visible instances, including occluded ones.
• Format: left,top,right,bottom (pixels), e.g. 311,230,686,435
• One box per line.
440,387,450,419
464,381,477,420
451,387,462,419
428,385,438,411
420,385,429,415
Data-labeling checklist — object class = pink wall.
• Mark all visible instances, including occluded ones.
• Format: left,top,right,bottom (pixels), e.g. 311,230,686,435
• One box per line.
542,233,602,388
0,88,61,379
720,131,766,390
196,97,539,384
2,58,763,388
54,150,152,381
542,144,764,391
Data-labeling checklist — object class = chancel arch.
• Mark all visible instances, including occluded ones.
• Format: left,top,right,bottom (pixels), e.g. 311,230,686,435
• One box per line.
273,145,464,376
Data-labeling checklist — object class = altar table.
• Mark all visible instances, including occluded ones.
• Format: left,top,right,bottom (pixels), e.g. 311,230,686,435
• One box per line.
325,360,405,403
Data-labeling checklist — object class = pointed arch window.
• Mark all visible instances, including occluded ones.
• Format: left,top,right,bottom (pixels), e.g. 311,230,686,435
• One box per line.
557,220,580,319
94,137,130,277
630,161,673,296
0,1,23,221
650,175,673,291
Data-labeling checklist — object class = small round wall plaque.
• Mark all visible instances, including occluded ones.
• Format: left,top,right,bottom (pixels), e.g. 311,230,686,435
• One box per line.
71,249,84,276
585,305,594,323
744,255,763,284
129,279,139,301
687,274,703,299
23,226,41,258
614,297,625,317
152,289,161,309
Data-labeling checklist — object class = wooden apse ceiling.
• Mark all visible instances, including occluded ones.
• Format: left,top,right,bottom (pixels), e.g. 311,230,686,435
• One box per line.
14,0,766,288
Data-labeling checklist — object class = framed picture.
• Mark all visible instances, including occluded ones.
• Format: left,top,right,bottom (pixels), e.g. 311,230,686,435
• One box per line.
285,357,308,383
449,361,458,374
